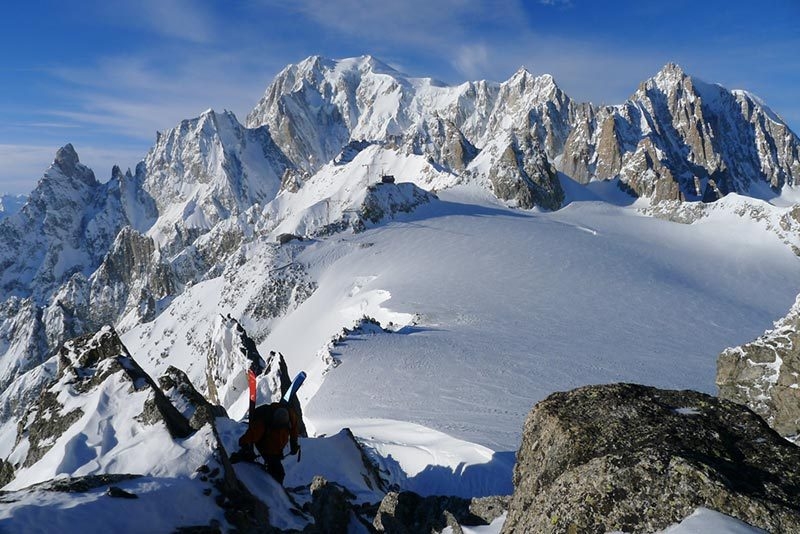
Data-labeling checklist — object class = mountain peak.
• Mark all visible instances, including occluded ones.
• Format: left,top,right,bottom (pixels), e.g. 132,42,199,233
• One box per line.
54,143,80,173
508,67,559,89
511,66,533,80
295,54,334,75
358,54,399,75
653,62,688,86
659,62,685,76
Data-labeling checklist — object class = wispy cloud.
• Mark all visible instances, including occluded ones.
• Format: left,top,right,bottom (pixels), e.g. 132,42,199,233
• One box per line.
453,44,492,80
10,122,79,129
538,0,572,6
267,0,531,70
45,50,276,141
96,0,216,43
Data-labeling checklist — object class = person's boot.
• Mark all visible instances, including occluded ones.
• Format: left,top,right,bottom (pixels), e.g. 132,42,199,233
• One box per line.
230,444,256,463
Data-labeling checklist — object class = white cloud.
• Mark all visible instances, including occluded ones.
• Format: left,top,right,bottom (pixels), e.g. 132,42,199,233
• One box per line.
268,0,530,61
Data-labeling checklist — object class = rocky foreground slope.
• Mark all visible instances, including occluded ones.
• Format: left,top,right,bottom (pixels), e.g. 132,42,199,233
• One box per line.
503,383,800,534
6,346,798,533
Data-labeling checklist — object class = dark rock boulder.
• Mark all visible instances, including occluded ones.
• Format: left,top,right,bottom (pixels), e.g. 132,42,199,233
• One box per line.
718,294,800,441
28,473,141,493
373,491,508,533
0,459,14,488
502,383,800,534
306,476,354,533
158,365,227,430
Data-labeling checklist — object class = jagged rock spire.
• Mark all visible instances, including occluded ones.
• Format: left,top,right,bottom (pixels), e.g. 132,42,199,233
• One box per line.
53,143,80,174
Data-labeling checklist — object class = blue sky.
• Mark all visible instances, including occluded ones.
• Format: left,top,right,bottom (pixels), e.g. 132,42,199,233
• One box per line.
1,0,798,195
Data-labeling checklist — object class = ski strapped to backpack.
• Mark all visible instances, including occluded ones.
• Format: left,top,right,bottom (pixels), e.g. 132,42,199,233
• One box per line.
282,371,307,404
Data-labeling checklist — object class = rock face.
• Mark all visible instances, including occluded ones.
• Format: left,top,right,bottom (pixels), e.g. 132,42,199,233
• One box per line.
564,63,800,202
485,133,563,210
206,314,268,409
718,294,800,440
157,365,227,430
373,491,508,534
356,182,437,230
0,145,141,303
503,383,800,534
140,109,290,256
307,476,354,533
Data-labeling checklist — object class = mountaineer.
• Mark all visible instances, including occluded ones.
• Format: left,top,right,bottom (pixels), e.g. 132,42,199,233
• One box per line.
233,402,301,484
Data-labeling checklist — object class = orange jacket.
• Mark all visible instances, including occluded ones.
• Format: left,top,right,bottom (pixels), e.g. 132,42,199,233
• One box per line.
239,403,300,457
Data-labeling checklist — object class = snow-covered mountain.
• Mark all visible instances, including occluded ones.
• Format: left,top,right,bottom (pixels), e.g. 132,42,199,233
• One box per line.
248,55,799,204
1,54,799,532
566,63,800,201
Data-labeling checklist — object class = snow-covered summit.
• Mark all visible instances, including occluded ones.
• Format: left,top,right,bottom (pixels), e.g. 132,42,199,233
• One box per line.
249,55,800,205
246,55,573,177
140,109,291,253
560,62,800,201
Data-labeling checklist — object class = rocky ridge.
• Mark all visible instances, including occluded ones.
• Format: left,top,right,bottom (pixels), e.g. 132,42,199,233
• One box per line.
5,323,799,533
0,325,285,530
718,293,800,441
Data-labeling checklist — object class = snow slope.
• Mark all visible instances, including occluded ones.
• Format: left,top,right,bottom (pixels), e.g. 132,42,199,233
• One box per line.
273,188,800,451
115,177,800,455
